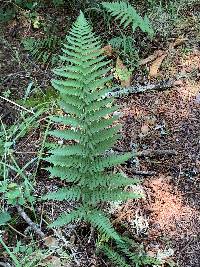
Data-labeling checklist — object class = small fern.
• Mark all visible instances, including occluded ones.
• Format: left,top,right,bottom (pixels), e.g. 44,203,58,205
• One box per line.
102,1,154,37
22,35,62,66
99,237,161,267
109,35,139,67
43,11,141,245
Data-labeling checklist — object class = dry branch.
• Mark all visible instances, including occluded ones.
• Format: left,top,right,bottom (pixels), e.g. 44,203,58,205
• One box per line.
105,79,174,98
114,147,177,157
16,205,45,238
132,170,156,176
136,149,177,157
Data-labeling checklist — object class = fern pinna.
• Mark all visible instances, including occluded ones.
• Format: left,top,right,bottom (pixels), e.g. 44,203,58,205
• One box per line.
43,12,140,241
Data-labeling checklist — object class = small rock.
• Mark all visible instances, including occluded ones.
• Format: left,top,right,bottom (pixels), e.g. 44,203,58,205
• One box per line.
194,93,200,104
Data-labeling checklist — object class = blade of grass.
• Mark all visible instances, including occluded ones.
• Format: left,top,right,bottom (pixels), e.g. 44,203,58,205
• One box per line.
0,237,20,267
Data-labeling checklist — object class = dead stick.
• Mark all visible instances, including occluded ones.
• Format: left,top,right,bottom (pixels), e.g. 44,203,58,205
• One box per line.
132,170,156,176
114,147,177,157
105,79,174,98
0,96,34,114
16,205,45,238
136,149,177,157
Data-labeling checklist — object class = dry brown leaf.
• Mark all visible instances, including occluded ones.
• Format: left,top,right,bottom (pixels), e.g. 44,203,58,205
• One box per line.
139,50,164,66
44,236,59,249
169,37,187,50
102,45,113,56
140,124,149,137
43,256,62,267
149,53,167,78
173,80,184,86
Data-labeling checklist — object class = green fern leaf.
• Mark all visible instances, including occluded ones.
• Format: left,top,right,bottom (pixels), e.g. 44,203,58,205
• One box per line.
43,187,81,201
100,244,130,267
43,12,141,247
86,209,122,241
102,1,154,37
50,206,86,228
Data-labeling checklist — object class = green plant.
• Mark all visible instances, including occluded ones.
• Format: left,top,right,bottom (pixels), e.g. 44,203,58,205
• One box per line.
43,10,140,241
0,178,35,206
102,1,154,37
98,236,160,267
0,211,11,226
0,0,39,23
41,11,159,267
52,0,65,7
0,237,68,267
22,35,62,66
0,109,48,226
109,35,139,68
0,7,16,23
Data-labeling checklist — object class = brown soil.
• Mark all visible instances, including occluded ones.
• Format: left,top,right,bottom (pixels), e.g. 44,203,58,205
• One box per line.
115,48,200,266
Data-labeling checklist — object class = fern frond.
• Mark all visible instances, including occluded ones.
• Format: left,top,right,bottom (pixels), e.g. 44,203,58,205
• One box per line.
87,189,141,204
102,1,154,37
86,209,122,241
43,12,141,245
47,166,81,182
100,244,130,267
43,187,81,201
50,116,79,127
50,206,86,228
79,173,138,189
22,35,61,66
94,153,132,171
49,144,83,156
48,129,82,141
92,135,120,155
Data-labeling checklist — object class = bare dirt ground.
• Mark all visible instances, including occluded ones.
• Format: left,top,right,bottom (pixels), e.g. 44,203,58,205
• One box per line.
116,48,200,266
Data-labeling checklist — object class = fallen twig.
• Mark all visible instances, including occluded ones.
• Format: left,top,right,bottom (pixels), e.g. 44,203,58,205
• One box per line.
105,79,174,98
16,205,45,238
7,223,27,238
0,96,34,114
136,149,177,157
132,170,156,176
114,147,177,157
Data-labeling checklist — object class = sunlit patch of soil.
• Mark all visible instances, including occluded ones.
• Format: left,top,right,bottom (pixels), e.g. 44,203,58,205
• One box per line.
113,176,200,240
144,176,200,238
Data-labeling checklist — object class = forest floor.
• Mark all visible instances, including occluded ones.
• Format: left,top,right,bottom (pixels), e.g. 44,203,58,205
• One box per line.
0,2,200,267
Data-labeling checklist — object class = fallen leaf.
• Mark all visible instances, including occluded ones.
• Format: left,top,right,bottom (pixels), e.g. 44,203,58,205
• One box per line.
149,53,167,78
115,57,132,87
169,37,187,50
139,50,164,66
44,236,59,250
102,45,113,56
140,124,149,137
43,256,62,267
